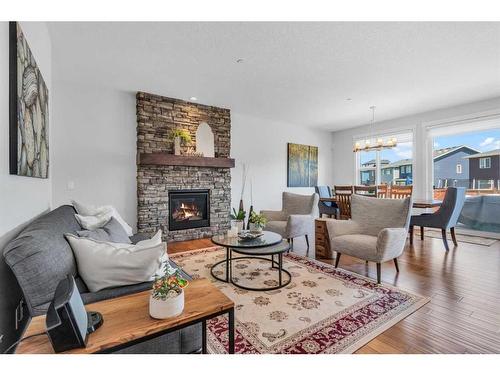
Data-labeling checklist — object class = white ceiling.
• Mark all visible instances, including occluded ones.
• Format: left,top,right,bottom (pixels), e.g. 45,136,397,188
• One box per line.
48,22,500,131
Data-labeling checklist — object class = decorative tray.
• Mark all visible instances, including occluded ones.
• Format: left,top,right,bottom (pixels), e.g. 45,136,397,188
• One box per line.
238,231,264,241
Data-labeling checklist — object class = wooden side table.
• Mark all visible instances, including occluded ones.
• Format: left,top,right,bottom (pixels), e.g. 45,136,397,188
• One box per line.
16,278,235,354
315,219,333,259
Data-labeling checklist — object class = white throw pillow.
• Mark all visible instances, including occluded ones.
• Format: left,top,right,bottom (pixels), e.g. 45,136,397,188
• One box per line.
75,212,112,231
134,231,171,277
65,230,167,292
72,200,108,216
134,230,163,249
72,200,133,236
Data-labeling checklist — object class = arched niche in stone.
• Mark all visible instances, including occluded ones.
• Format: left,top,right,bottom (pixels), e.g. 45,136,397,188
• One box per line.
196,122,215,157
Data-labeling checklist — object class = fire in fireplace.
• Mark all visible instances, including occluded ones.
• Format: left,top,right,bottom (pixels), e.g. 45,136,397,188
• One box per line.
168,190,210,231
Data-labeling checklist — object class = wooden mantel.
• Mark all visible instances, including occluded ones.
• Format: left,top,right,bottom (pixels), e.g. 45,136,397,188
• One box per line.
139,152,235,168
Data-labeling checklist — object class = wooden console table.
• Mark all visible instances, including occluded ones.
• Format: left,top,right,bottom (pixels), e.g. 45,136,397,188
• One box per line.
16,278,235,354
315,219,333,259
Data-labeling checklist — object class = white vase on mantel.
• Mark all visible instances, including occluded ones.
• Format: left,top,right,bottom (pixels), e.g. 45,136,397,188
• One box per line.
174,136,181,156
149,290,185,319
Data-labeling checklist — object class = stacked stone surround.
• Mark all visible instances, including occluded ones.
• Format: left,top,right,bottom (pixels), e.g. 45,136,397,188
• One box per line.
136,92,232,242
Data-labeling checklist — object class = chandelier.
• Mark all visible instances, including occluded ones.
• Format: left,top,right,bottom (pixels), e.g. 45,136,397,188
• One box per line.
353,106,397,152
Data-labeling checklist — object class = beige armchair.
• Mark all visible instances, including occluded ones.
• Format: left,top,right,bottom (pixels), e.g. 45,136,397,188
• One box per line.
261,192,319,250
325,194,412,284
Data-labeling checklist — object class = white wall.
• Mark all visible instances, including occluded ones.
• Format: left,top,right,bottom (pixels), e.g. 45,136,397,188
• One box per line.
331,97,500,199
0,22,52,237
231,113,334,212
51,83,137,228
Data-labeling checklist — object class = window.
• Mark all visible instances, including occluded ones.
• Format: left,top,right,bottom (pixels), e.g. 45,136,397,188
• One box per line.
355,132,413,186
402,165,412,174
479,157,491,169
456,164,462,174
477,179,494,189
358,150,376,186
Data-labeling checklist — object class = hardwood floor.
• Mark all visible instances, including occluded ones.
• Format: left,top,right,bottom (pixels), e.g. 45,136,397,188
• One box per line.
168,234,500,354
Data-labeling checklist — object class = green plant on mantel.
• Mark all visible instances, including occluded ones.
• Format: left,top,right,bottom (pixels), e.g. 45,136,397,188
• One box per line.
169,128,192,144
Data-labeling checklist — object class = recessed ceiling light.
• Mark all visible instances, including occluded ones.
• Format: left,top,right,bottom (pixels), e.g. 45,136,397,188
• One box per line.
189,96,197,101
236,58,244,63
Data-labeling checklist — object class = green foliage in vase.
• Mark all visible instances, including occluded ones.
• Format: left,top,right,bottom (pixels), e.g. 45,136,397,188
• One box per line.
230,208,246,220
169,128,192,144
249,211,267,227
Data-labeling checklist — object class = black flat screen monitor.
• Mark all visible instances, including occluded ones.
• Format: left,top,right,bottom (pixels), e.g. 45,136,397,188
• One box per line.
46,275,90,352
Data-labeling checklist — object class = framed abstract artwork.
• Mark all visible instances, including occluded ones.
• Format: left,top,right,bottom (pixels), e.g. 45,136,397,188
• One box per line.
287,143,318,187
9,21,49,178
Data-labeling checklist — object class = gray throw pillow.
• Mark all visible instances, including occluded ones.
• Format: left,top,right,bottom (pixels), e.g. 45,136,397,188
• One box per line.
77,217,132,243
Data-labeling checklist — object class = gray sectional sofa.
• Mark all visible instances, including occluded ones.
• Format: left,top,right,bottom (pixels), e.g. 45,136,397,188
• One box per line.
2,205,201,354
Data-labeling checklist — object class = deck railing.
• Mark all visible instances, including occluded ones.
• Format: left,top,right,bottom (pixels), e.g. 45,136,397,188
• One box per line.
433,188,500,200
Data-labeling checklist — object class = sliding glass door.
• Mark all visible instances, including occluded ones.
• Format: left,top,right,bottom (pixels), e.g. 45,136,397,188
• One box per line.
431,127,500,234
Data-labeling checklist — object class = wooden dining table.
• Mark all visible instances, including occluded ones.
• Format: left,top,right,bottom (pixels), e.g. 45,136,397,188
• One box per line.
319,196,442,209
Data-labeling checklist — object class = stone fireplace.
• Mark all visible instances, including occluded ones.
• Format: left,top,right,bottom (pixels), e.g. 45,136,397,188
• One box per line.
136,92,233,242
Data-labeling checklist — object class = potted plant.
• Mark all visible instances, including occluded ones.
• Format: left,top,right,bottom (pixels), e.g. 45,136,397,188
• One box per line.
230,208,246,233
149,266,189,319
169,129,192,155
248,211,267,233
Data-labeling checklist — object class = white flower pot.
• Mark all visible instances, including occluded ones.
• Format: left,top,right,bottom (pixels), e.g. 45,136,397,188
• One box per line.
231,219,244,233
174,136,181,155
149,290,184,319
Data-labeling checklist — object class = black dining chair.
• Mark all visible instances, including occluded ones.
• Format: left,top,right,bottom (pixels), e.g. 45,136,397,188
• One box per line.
409,187,467,251
315,186,339,219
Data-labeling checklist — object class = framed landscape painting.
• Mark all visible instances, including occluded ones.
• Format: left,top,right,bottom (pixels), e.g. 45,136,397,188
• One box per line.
9,21,49,178
287,143,318,187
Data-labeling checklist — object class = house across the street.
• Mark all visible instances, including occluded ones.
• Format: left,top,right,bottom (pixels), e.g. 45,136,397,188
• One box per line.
381,159,413,186
433,145,479,188
463,149,500,189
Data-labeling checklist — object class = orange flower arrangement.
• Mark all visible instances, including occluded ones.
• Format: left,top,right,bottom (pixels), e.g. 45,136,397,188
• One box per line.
152,267,189,301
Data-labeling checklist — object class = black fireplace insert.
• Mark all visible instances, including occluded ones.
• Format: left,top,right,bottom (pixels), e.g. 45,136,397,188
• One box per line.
168,189,210,231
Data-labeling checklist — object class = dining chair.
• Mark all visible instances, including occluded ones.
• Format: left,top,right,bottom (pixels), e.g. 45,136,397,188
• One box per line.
377,184,389,198
315,186,339,219
354,185,378,197
409,187,466,251
333,185,353,220
391,185,413,199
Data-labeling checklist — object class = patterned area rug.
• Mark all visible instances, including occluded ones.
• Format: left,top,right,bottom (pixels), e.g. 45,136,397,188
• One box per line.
171,247,429,354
